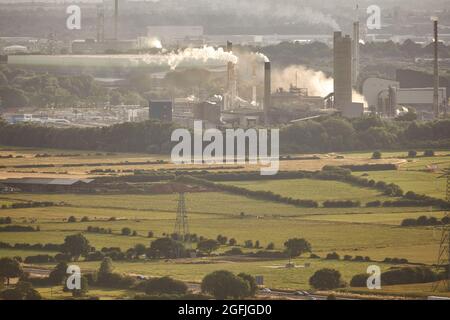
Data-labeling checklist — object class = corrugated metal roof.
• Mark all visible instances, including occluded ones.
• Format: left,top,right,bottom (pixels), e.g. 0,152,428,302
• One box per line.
1,178,94,186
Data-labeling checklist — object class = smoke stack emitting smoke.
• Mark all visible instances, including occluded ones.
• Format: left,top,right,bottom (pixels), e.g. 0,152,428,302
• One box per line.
272,65,367,107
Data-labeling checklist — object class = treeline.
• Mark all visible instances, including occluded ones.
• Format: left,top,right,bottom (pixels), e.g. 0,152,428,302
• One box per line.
401,215,450,227
350,266,442,287
176,175,319,208
0,225,37,232
0,120,176,153
1,116,450,154
280,117,450,153
0,67,146,110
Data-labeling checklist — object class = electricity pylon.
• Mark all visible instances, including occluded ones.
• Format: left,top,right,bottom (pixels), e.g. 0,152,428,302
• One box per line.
174,192,190,250
433,168,450,292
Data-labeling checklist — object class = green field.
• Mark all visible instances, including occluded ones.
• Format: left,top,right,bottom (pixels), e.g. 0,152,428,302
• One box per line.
0,147,449,298
222,179,391,204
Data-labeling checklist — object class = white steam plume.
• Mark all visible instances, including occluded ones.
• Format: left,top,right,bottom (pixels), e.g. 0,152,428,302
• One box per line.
272,65,367,107
141,46,238,69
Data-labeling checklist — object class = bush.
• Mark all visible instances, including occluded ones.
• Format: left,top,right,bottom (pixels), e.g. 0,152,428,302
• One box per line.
121,227,132,236
24,255,55,264
237,273,257,297
224,247,243,256
309,269,343,290
67,216,77,223
350,273,369,287
408,150,417,158
142,276,188,295
372,151,382,159
0,281,41,300
325,252,340,260
201,270,250,299
424,150,435,157
0,225,36,232
381,267,437,285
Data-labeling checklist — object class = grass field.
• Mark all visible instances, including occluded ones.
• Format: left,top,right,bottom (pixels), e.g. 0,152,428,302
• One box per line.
1,147,449,298
0,192,442,264
221,179,391,204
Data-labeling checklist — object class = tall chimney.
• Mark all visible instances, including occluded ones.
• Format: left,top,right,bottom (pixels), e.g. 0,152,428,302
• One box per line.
252,62,257,105
264,61,271,124
114,0,119,40
96,4,105,42
352,21,360,87
333,31,352,111
226,41,236,110
433,17,439,118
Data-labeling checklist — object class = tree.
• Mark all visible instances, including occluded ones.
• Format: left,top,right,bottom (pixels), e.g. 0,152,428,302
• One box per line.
48,262,68,285
408,150,417,158
62,234,91,260
0,257,23,285
284,238,312,257
72,276,89,298
266,242,275,250
98,257,114,277
0,86,29,109
121,227,132,236
147,238,185,259
424,150,435,157
237,273,257,297
134,244,146,256
309,268,343,290
197,239,220,255
229,238,237,246
67,216,77,223
143,276,187,295
0,281,41,300
201,270,250,299
372,151,382,159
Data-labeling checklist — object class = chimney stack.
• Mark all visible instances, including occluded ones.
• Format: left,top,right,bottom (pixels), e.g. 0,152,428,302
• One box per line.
114,0,119,40
333,31,352,111
352,21,360,87
264,61,271,124
432,17,439,118
226,41,236,110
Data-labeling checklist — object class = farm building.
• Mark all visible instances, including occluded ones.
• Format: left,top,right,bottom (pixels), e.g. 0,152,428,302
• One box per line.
0,178,95,193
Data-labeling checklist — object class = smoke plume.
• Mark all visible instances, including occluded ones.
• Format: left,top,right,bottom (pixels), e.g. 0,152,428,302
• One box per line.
272,65,367,106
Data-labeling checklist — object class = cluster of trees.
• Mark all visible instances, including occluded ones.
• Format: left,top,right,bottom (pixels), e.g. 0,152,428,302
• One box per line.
350,267,439,287
0,241,63,252
5,201,55,209
0,225,37,232
2,113,450,155
0,119,175,153
0,66,146,110
280,117,450,153
401,215,450,227
177,175,319,208
309,269,345,290
201,271,257,300
0,217,11,224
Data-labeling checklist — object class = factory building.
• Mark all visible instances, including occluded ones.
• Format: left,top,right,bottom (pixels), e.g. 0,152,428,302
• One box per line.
1,178,95,193
333,32,353,114
271,86,324,110
149,100,173,122
362,77,448,118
